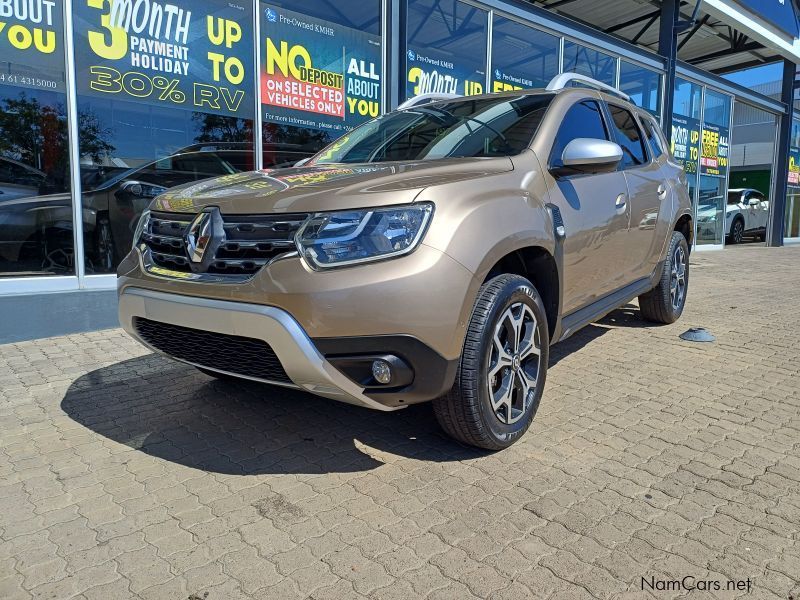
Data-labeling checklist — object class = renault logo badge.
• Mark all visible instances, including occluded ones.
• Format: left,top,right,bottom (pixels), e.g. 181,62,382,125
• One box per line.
186,211,212,263
184,207,225,271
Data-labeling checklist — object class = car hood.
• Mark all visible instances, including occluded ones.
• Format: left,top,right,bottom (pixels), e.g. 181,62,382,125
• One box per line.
151,157,514,214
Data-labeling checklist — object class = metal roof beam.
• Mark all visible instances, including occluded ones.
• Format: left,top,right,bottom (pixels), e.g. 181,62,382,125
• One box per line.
688,41,764,65
632,13,660,44
677,14,711,51
541,0,583,9
712,57,781,75
604,10,661,34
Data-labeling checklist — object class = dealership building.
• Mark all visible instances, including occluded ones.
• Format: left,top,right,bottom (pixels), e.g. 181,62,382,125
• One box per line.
1,0,799,342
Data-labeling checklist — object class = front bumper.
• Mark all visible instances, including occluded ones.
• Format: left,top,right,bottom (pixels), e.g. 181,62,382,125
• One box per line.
119,287,403,411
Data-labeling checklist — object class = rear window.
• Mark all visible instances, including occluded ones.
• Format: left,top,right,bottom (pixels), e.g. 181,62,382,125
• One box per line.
643,117,667,157
607,104,647,167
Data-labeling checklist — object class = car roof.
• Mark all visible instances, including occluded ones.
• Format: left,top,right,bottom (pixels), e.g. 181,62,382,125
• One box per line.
415,85,645,115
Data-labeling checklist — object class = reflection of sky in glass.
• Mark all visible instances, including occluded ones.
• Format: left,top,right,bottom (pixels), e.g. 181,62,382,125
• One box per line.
491,17,559,89
703,90,732,127
619,62,660,114
673,78,702,120
562,42,616,86
405,0,489,97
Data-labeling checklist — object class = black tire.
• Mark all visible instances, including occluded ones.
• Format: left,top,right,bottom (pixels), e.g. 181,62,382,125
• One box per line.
433,274,549,450
728,217,744,244
638,231,689,324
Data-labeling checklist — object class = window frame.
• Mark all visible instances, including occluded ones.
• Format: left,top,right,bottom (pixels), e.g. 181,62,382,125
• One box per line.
641,114,667,160
603,101,651,170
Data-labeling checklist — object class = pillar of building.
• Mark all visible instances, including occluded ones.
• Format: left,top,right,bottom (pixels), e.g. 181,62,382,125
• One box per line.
658,0,681,137
768,60,796,247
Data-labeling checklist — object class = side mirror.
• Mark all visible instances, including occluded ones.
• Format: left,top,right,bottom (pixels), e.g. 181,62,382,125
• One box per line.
748,198,761,207
552,138,623,176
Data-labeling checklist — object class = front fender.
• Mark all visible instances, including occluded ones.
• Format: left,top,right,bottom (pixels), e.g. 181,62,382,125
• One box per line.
422,172,555,277
421,176,556,357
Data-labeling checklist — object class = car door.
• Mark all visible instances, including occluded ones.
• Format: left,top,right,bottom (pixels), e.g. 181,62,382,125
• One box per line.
542,98,630,314
748,191,769,230
604,103,664,281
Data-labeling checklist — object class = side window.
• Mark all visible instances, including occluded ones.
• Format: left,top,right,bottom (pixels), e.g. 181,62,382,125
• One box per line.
644,117,666,158
550,100,608,165
608,104,647,168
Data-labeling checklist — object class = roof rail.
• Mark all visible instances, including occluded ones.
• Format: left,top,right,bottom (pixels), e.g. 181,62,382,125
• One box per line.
397,93,461,109
546,73,631,103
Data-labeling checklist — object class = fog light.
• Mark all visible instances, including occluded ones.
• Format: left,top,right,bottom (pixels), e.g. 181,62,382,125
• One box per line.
371,360,392,384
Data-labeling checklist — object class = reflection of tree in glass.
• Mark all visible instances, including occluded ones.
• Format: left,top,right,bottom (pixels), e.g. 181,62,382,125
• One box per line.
192,113,253,143
78,109,115,163
0,93,114,192
262,122,331,151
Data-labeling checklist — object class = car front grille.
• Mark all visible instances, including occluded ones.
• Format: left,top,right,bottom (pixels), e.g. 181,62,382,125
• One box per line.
133,317,292,384
141,211,308,277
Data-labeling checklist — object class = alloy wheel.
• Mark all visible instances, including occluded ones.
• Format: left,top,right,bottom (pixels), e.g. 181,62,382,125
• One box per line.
732,220,744,244
670,244,687,311
487,302,541,425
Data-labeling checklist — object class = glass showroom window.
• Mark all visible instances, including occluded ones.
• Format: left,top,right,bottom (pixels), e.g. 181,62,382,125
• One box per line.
72,0,256,275
619,61,660,116
696,89,732,246
405,0,488,101
562,42,616,86
671,78,702,214
0,4,73,278
786,118,800,241
260,0,382,161
490,17,559,93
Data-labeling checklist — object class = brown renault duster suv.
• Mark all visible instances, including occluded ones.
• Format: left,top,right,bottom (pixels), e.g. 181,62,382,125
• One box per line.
118,74,693,450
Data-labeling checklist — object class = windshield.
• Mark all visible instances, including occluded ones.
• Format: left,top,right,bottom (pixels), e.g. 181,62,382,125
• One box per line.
313,94,553,164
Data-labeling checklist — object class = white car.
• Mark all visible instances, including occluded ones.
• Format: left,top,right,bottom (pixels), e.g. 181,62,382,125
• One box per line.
725,188,769,244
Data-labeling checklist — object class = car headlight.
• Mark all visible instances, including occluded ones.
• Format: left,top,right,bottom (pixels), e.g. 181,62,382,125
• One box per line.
296,203,434,269
132,209,151,250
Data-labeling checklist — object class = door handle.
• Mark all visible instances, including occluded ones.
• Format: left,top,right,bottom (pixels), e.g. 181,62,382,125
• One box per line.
658,184,667,200
615,194,627,210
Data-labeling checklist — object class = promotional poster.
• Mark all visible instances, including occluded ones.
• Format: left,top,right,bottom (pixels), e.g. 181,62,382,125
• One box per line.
0,0,65,92
260,4,382,135
405,47,485,99
700,123,730,178
670,115,701,176
72,0,254,118
789,147,800,186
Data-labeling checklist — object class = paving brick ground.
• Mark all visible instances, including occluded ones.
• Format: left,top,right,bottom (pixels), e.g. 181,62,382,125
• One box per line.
1,245,799,600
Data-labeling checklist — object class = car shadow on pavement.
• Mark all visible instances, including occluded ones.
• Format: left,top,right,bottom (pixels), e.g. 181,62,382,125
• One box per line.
596,303,654,329
60,307,643,475
61,353,486,475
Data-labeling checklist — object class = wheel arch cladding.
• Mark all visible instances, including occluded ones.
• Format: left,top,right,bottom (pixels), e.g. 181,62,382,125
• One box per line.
674,213,693,250
482,246,559,340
